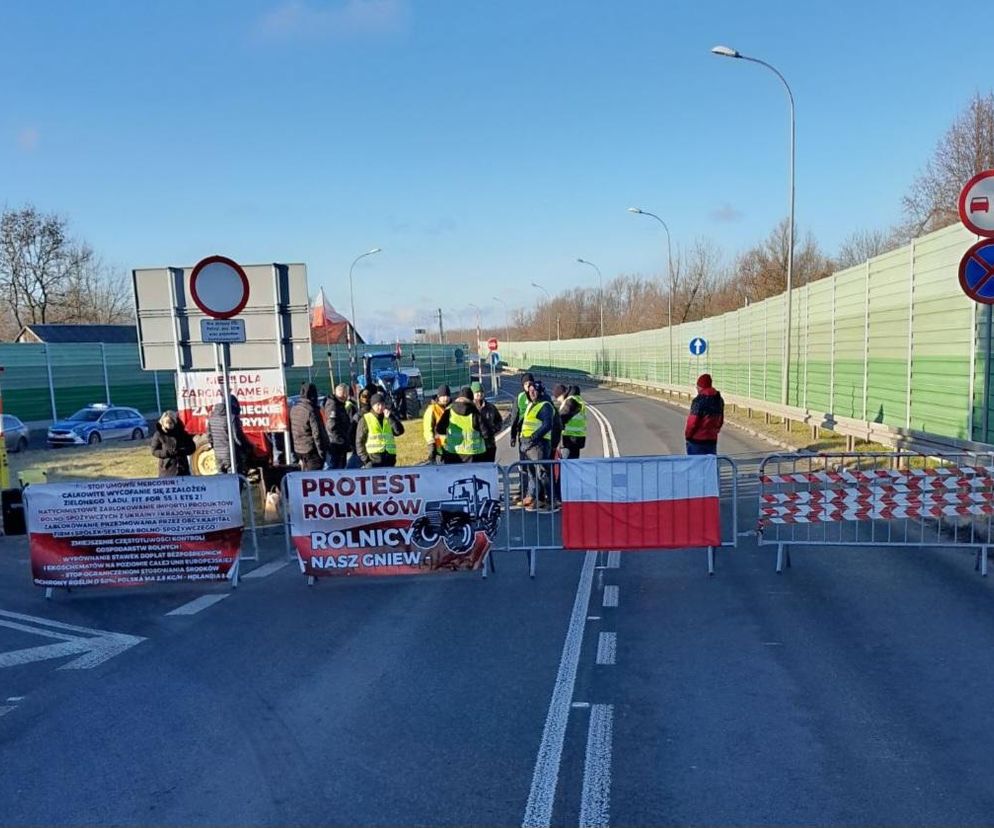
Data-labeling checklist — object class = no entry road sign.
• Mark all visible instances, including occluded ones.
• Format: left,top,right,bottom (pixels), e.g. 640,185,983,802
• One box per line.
958,239,994,304
189,255,250,319
689,337,708,356
959,170,994,237
487,337,499,352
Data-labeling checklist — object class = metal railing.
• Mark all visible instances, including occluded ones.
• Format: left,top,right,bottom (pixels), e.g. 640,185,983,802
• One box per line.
757,451,994,574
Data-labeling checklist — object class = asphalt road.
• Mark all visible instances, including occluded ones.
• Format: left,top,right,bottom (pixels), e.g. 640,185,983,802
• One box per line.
2,385,994,825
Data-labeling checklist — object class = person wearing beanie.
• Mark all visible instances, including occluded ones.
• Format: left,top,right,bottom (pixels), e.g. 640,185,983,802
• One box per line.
509,373,538,501
517,380,556,510
290,382,329,471
472,381,503,462
685,373,724,455
355,391,404,468
322,383,356,469
557,384,587,459
422,384,451,463
435,384,491,463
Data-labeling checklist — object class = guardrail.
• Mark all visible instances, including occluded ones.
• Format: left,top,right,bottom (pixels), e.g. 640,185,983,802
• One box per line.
757,451,994,575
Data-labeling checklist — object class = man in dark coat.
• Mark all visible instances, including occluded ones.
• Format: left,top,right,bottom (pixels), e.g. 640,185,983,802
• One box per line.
323,383,356,469
150,411,196,477
685,373,725,455
435,385,492,463
291,383,329,471
472,381,503,462
207,395,249,474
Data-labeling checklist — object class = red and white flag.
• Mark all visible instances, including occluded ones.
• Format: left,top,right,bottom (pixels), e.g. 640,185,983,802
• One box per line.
311,287,347,329
561,455,721,549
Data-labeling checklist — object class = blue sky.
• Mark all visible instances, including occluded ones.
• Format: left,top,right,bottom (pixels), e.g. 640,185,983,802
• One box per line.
0,0,986,341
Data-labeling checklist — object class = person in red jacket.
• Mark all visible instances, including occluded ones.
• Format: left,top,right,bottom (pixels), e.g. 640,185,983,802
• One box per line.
685,373,724,455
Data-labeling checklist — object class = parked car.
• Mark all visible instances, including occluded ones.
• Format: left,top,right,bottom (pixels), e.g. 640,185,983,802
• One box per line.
47,404,150,447
3,414,30,453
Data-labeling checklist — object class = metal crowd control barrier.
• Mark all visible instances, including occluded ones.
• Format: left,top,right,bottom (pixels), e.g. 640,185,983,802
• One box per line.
757,452,994,575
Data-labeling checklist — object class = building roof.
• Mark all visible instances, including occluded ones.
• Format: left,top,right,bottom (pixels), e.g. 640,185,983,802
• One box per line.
16,324,139,344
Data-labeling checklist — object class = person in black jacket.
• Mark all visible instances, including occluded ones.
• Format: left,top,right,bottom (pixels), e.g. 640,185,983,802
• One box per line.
435,386,492,463
323,383,356,469
355,393,405,468
150,411,196,477
290,382,329,471
207,395,249,475
472,381,503,462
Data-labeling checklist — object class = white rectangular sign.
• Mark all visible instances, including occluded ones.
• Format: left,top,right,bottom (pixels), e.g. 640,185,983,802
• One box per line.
200,318,247,343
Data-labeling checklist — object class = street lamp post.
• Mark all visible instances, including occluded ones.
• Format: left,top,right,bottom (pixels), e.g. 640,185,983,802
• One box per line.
531,282,553,368
628,208,674,384
712,44,795,406
576,258,606,370
348,247,382,380
492,296,511,349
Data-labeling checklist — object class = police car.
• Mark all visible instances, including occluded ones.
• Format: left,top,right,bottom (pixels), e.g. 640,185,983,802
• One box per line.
47,404,150,447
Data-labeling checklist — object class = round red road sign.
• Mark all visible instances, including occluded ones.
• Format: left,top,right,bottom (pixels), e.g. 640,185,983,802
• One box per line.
958,238,994,304
189,255,250,319
958,170,994,238
487,337,499,352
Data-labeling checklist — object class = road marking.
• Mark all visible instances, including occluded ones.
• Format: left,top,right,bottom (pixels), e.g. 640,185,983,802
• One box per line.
522,551,597,828
605,551,620,569
243,559,289,579
0,705,15,718
6,696,25,702
596,632,616,666
571,701,591,709
0,610,145,670
586,615,601,621
602,586,618,608
166,594,230,616
578,704,613,828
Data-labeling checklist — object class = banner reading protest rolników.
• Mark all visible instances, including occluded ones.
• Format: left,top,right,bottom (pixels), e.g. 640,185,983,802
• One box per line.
288,464,502,578
27,476,243,589
177,369,288,435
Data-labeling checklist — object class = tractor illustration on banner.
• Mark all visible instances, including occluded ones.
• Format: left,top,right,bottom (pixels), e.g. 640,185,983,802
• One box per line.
410,476,502,554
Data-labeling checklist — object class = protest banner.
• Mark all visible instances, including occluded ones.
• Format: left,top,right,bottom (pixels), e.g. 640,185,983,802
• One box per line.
27,476,244,590
287,465,502,578
176,369,288,434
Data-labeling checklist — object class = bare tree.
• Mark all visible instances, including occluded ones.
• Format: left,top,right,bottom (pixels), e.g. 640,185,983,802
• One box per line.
835,228,900,270
902,91,994,237
736,219,833,303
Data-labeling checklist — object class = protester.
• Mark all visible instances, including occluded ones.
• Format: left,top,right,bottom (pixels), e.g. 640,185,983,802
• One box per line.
422,384,451,464
323,383,355,469
557,383,587,459
685,373,725,455
150,410,195,477
290,382,330,471
519,380,555,510
435,385,490,463
355,392,405,468
207,395,249,474
509,373,537,504
473,381,503,462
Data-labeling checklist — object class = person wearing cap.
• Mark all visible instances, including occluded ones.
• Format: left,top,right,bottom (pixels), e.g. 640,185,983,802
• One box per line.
556,383,587,459
357,386,372,416
323,383,356,469
685,373,724,455
290,382,330,471
435,385,491,463
422,384,451,463
472,381,503,462
355,392,404,468
520,380,555,509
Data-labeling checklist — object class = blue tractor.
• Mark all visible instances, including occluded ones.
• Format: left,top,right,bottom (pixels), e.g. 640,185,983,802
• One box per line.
357,352,423,419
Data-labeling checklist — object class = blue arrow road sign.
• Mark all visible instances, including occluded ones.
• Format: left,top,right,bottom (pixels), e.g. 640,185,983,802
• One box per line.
689,337,708,356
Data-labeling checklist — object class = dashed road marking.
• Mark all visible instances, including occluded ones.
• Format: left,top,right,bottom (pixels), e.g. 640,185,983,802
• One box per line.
166,594,230,616
596,632,617,666
243,560,289,579
606,551,620,569
602,586,618,608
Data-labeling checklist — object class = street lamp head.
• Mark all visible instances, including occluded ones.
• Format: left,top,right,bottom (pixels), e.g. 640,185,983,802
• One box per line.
711,45,740,58
531,282,541,289
368,247,382,254
627,207,643,214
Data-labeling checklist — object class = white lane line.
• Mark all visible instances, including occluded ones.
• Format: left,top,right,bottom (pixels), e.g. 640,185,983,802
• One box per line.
586,402,620,458
605,551,620,569
165,594,230,616
571,701,591,709
0,705,15,718
595,632,617,666
586,616,601,621
6,697,25,702
522,551,597,828
243,559,289,579
0,609,128,639
602,586,618,608
578,704,614,828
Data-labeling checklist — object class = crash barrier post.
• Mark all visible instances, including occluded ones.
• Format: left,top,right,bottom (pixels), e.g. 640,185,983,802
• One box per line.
23,474,249,598
557,454,737,575
757,451,994,575
281,464,503,583
500,460,563,577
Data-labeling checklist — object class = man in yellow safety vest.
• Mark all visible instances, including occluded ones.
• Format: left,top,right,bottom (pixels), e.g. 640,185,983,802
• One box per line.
355,393,404,468
435,386,491,463
555,383,587,459
422,384,451,464
519,381,555,510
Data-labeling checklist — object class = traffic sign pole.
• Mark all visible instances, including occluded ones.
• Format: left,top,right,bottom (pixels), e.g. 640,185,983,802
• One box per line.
215,343,238,476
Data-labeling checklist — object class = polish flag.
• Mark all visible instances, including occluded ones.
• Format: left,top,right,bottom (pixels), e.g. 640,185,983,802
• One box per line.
311,288,347,329
561,455,721,549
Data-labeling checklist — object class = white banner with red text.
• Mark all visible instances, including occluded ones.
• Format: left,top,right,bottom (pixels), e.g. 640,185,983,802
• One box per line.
176,368,288,434
561,455,721,549
287,465,502,578
27,476,243,589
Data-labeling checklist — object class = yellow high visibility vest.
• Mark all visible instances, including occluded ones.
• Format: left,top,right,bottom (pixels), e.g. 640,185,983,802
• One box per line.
521,400,552,441
517,391,529,418
563,395,587,438
445,410,484,455
364,412,396,455
422,402,446,447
